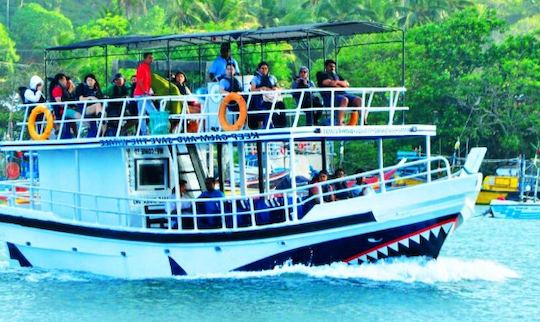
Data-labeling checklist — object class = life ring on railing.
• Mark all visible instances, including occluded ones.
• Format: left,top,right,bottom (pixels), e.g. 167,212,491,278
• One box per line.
347,111,359,126
219,93,247,131
27,105,54,140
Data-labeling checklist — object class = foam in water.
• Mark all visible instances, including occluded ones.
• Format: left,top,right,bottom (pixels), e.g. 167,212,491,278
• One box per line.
0,256,519,283
180,257,520,283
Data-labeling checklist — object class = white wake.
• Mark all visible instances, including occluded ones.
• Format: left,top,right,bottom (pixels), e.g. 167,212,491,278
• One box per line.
182,257,520,283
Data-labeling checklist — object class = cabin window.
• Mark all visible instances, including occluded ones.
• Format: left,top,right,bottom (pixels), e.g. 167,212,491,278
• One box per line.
135,159,169,191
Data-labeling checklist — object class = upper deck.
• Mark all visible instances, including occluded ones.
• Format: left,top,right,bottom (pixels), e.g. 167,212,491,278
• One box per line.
2,86,436,152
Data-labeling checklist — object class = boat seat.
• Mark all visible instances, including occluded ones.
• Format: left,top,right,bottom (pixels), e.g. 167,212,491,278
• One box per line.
144,204,170,229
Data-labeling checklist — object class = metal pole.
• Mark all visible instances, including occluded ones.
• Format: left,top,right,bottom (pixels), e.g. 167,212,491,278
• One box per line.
104,46,108,85
321,138,327,172
289,137,298,221
401,30,406,125
378,139,385,192
6,0,9,30
257,141,264,193
167,41,171,95
306,33,311,71
426,136,431,183
217,143,225,191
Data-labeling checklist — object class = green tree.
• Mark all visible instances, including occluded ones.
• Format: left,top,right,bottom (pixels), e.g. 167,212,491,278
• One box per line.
130,6,172,35
77,14,130,40
0,23,19,78
10,3,74,61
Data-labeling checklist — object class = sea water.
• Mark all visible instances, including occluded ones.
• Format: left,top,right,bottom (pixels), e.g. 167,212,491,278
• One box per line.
0,208,538,322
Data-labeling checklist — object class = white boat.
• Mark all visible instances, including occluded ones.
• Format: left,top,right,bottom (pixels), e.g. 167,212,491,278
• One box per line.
0,22,486,278
490,160,540,219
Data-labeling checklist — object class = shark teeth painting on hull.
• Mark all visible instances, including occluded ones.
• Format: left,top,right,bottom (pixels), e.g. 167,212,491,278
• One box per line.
350,219,456,264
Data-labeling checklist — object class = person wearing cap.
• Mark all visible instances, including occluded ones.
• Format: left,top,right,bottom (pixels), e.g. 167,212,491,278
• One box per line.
208,43,240,82
316,59,362,125
292,66,323,126
103,73,134,136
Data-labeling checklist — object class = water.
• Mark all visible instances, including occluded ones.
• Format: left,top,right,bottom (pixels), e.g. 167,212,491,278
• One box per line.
0,208,538,322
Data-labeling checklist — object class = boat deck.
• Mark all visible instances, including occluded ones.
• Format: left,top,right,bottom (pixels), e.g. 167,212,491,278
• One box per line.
2,87,437,151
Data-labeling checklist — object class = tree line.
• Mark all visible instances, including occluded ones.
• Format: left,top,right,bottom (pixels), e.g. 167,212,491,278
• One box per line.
0,1,538,168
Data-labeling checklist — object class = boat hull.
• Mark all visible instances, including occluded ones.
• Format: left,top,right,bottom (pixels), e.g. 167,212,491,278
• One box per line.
490,200,540,219
0,212,458,278
0,173,481,278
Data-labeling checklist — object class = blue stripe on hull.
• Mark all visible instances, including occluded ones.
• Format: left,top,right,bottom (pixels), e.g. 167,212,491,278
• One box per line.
235,214,457,272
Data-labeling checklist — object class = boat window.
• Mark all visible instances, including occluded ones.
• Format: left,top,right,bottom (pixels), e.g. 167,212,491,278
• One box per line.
136,159,169,191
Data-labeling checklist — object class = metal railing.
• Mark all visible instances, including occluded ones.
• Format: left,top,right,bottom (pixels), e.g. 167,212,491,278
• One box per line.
13,87,407,142
0,156,452,232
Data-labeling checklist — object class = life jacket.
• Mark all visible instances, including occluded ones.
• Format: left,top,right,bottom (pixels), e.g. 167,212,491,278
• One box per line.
257,74,275,88
111,85,129,98
222,77,242,92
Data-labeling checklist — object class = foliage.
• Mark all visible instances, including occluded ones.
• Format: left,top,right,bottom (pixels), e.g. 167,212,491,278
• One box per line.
76,14,130,40
1,0,539,162
0,23,19,77
10,3,74,61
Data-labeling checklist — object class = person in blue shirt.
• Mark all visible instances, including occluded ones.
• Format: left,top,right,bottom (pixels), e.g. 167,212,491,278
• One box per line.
292,66,323,126
249,61,287,129
208,43,240,82
197,177,225,228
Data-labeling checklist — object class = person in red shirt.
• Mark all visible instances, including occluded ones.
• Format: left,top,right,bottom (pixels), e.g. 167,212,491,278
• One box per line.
134,52,157,135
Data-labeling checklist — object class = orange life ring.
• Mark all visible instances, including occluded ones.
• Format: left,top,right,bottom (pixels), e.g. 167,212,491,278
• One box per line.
27,105,54,140
347,111,359,126
219,93,247,131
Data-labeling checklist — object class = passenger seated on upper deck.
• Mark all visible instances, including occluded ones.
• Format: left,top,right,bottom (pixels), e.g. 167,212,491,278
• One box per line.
292,66,323,126
219,63,243,111
104,73,135,136
308,170,336,205
249,61,287,129
75,73,104,118
333,168,352,200
22,75,46,106
208,43,240,82
49,73,84,138
173,71,201,114
316,59,362,126
197,177,225,229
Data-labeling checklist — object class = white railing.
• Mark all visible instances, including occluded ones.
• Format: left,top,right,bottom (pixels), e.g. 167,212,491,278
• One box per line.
13,87,407,142
0,156,451,232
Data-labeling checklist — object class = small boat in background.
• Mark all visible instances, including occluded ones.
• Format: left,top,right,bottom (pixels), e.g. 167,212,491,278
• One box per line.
489,157,540,219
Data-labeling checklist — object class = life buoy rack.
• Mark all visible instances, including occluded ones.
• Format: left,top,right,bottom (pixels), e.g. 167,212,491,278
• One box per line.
347,111,359,126
219,93,247,131
27,105,54,140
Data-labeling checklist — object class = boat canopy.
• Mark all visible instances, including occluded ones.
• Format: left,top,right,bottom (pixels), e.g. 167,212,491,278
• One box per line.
46,21,400,51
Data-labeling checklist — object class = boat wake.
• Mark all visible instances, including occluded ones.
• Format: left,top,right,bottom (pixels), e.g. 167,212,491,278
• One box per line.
0,257,519,284
183,256,520,284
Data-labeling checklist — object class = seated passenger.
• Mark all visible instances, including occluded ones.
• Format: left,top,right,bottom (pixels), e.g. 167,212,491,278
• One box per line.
316,59,362,125
219,62,243,111
308,170,336,204
22,75,46,106
197,177,225,228
75,73,104,117
173,71,201,114
351,168,375,197
104,73,133,136
49,73,83,138
292,66,323,126
333,168,351,200
249,61,287,129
